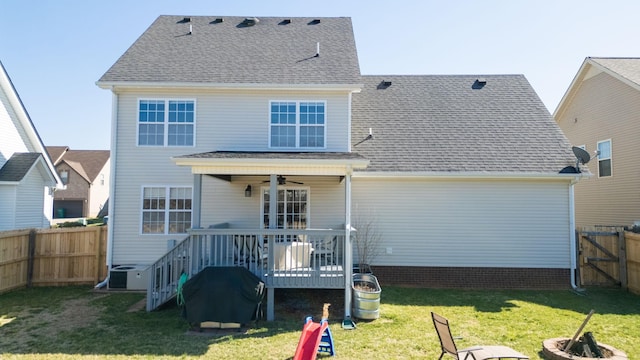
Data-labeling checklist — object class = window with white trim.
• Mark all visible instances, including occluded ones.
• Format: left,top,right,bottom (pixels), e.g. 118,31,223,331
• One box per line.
270,101,325,148
142,186,192,234
597,140,612,177
138,100,195,146
262,187,309,230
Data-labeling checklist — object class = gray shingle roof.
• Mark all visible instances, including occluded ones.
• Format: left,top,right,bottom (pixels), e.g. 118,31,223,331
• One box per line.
0,153,42,181
351,75,574,173
589,57,640,87
98,16,361,85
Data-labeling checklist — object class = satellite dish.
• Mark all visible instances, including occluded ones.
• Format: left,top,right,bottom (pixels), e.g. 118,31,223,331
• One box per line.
572,146,591,165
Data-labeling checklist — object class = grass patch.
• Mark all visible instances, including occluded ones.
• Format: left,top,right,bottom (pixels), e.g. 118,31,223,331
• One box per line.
0,286,638,359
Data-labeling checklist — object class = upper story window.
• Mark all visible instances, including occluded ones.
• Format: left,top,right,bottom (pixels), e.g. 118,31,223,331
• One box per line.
138,99,195,146
59,170,69,185
597,139,612,177
270,101,325,148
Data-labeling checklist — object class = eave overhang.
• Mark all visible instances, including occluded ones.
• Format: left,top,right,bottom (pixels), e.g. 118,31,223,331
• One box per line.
96,81,363,93
172,151,370,176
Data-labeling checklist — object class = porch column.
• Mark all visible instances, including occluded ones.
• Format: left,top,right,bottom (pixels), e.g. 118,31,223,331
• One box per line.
192,174,202,229
344,169,353,319
266,174,278,321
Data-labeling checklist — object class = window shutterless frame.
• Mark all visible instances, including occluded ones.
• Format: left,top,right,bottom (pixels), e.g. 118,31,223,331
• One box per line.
268,100,326,149
140,185,193,235
597,139,612,177
137,98,196,147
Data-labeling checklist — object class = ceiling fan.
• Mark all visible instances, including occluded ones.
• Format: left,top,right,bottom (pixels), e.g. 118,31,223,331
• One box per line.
261,175,304,185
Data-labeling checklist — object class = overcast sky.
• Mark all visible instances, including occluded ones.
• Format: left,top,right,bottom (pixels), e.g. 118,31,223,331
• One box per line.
2,0,638,150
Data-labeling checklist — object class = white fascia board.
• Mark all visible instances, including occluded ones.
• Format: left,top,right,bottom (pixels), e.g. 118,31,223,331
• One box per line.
171,157,369,175
96,81,363,93
0,63,64,189
352,171,588,182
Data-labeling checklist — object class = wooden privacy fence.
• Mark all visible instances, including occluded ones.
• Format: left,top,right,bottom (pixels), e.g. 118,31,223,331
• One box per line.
0,226,107,294
578,227,640,295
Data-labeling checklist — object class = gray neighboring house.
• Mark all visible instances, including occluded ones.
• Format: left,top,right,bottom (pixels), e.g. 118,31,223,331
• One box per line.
0,61,63,231
97,16,580,318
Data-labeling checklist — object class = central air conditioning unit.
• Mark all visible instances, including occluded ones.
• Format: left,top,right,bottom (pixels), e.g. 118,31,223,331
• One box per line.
109,265,149,290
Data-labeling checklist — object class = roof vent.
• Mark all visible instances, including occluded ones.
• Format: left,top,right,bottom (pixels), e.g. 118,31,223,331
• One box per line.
211,18,224,24
309,19,321,25
472,78,487,89
243,17,259,26
177,17,191,24
280,19,291,25
377,80,392,89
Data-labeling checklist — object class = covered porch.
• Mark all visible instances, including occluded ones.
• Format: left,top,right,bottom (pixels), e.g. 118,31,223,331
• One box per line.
151,151,368,320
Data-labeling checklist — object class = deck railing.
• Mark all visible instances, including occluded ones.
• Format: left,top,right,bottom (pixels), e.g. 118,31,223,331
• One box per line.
147,228,347,311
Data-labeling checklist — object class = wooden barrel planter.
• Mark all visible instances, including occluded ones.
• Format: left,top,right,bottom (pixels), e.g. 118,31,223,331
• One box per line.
351,273,381,320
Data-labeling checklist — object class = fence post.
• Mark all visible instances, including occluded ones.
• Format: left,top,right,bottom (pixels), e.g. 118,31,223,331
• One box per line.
95,227,102,284
27,229,37,287
619,231,628,290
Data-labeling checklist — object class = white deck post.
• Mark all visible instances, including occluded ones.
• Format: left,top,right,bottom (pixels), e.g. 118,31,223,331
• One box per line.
344,169,353,319
267,174,278,321
192,174,202,229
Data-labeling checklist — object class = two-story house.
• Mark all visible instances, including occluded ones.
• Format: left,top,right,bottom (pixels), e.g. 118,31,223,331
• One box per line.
46,146,110,219
555,57,640,228
0,61,63,231
97,16,580,319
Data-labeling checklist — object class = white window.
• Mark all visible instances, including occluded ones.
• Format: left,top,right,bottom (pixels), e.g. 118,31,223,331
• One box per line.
597,139,612,177
270,101,325,148
141,186,192,234
138,99,195,146
262,188,309,231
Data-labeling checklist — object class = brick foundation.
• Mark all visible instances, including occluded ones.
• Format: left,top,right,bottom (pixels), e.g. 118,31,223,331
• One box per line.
370,266,571,289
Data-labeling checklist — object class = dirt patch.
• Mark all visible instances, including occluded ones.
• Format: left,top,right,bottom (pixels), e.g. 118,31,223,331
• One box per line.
3,294,107,351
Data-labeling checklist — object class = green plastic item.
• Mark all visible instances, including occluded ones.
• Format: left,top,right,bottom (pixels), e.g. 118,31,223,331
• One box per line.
176,272,189,306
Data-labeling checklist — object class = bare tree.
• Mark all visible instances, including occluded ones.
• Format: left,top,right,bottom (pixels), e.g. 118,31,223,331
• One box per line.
352,209,383,273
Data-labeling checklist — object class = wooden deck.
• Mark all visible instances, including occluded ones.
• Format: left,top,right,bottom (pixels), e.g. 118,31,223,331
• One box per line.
147,228,348,311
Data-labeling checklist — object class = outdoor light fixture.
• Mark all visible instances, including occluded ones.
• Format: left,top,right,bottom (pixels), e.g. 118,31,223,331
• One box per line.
245,185,252,197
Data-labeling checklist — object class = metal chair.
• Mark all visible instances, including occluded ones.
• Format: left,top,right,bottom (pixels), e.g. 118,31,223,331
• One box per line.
431,312,529,360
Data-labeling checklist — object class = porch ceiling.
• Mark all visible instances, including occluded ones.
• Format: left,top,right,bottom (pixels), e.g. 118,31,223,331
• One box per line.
171,151,369,176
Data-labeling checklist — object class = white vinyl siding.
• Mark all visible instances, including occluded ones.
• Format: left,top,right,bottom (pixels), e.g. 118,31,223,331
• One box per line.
111,90,352,264
0,186,17,231
351,178,571,269
14,168,49,229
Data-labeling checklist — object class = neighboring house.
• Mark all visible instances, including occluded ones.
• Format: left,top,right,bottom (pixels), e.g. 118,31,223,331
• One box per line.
97,16,579,318
0,61,63,231
555,57,640,228
46,146,110,218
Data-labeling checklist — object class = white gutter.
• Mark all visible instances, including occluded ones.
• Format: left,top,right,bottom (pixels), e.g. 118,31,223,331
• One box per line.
95,92,118,289
352,171,589,181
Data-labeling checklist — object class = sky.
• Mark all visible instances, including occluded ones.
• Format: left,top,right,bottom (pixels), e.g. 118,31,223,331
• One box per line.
1,0,639,150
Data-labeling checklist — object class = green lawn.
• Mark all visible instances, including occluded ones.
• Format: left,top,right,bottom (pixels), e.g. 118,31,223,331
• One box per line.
0,285,638,359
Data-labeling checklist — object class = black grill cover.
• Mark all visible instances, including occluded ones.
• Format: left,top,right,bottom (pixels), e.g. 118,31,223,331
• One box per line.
181,266,265,325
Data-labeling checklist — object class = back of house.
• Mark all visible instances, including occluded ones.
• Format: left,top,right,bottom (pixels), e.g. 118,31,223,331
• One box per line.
97,15,578,299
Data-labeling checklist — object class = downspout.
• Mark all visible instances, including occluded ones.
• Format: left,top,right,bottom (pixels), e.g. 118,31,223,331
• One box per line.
569,177,584,291
95,91,118,289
